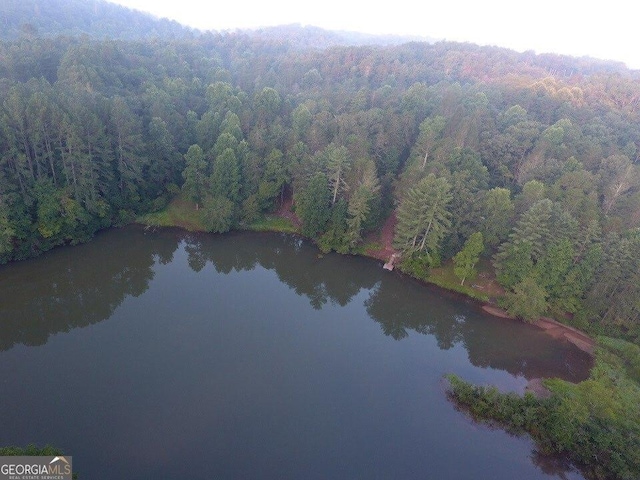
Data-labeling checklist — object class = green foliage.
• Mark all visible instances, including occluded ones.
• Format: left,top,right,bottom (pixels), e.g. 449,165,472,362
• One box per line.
448,337,640,480
317,199,350,253
414,115,446,170
397,251,434,280
138,195,206,231
346,185,373,246
584,232,640,343
393,174,452,257
210,148,241,203
494,199,555,289
515,180,546,214
544,339,640,479
257,149,289,211
535,238,574,292
453,232,484,285
245,216,298,234
202,195,235,234
512,199,553,259
181,144,207,206
0,444,65,456
501,275,549,321
440,150,489,258
494,241,534,288
553,243,602,314
345,159,381,247
323,143,351,205
447,374,548,434
296,172,331,237
0,17,638,346
481,187,514,248
0,210,16,257
427,262,490,302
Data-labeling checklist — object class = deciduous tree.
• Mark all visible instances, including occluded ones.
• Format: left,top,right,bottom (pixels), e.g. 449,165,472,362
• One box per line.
453,232,484,285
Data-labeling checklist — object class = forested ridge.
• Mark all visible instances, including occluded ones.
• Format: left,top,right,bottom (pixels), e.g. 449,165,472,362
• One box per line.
2,30,639,343
1,0,191,40
2,8,640,478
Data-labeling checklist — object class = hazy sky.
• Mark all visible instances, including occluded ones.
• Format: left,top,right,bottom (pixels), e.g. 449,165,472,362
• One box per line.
108,0,639,69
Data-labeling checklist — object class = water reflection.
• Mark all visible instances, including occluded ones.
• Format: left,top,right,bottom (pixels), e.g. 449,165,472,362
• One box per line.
182,233,377,309
0,227,177,351
0,226,591,479
365,274,591,381
0,226,591,383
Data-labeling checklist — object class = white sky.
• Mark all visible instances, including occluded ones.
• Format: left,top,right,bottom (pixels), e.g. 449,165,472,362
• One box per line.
108,0,639,69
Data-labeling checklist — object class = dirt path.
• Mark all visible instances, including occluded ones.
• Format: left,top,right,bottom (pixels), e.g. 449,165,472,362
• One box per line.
274,195,302,229
364,213,397,261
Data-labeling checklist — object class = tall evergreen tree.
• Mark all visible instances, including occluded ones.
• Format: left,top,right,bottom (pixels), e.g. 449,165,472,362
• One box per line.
481,187,514,248
110,96,146,206
323,143,351,205
210,147,241,203
257,148,288,211
181,144,207,208
393,174,452,258
296,172,331,237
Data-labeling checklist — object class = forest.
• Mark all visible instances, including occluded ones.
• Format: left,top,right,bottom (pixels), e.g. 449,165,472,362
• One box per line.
1,7,640,477
1,30,639,342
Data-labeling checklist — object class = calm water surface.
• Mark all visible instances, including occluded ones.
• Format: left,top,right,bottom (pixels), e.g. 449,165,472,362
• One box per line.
0,227,591,479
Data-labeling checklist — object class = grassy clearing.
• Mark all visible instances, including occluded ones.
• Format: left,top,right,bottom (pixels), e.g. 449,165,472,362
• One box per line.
352,241,383,256
243,216,299,234
138,196,299,234
138,196,206,231
427,261,491,302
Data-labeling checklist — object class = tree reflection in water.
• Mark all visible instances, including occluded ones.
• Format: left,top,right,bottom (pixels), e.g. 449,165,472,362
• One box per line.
0,226,591,384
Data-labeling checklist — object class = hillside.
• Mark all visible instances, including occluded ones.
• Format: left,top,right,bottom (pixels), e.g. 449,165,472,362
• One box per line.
0,0,192,40
244,24,437,49
1,8,640,478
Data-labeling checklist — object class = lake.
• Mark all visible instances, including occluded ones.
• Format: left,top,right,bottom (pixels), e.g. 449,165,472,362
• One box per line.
0,226,591,479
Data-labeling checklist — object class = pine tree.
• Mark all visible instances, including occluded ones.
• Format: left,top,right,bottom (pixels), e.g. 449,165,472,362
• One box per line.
110,96,146,205
345,158,380,247
319,199,349,253
502,275,549,321
494,199,553,284
535,237,574,296
257,148,288,211
393,174,452,257
416,116,446,170
296,172,331,237
494,241,534,288
202,195,234,233
181,144,208,208
324,143,351,205
210,147,241,203
481,187,514,248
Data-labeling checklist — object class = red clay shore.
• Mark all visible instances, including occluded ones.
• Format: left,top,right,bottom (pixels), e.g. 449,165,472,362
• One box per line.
482,305,595,355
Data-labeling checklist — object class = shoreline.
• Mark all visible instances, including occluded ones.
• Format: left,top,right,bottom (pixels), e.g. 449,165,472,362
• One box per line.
481,305,595,355
140,207,597,360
